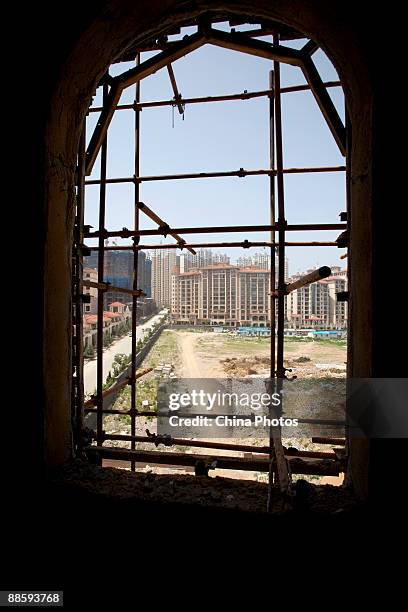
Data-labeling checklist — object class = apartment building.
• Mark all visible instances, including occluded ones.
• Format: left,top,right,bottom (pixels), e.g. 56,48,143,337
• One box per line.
286,268,348,328
179,249,230,273
172,263,347,329
151,248,177,308
236,252,289,280
84,250,152,307
171,264,270,326
83,267,98,314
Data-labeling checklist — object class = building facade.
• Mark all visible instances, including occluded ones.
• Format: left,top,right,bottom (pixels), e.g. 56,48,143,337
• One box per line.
151,248,177,308
83,267,98,314
236,252,289,281
84,250,152,308
172,263,348,329
179,249,230,273
286,267,348,329
171,263,270,326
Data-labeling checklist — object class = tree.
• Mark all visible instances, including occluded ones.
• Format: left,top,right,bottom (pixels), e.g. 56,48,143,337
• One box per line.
84,343,95,358
103,333,113,348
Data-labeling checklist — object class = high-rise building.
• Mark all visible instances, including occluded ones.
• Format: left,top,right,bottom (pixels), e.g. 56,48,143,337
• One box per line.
180,249,230,272
212,252,230,265
172,263,347,329
171,263,270,326
151,248,177,308
286,268,348,328
235,252,289,281
236,255,253,268
84,250,152,307
143,255,152,297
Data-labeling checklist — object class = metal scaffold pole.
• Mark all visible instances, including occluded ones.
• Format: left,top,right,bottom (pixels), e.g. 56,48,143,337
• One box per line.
73,122,86,453
267,68,278,506
269,35,292,505
96,79,109,451
130,54,141,471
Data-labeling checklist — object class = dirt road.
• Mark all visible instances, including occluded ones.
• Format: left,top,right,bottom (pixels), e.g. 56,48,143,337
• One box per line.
178,332,202,378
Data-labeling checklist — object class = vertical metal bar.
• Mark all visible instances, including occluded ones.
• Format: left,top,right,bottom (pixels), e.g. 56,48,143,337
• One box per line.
269,69,276,380
344,106,351,473
274,37,286,380
270,34,291,498
96,78,109,450
73,122,86,452
268,70,277,499
130,54,141,471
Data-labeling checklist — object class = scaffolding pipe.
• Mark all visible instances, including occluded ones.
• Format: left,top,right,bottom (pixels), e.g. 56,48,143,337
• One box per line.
96,79,109,449
73,123,86,452
268,69,277,493
166,63,184,115
138,202,196,254
88,81,341,113
269,36,291,499
82,279,145,296
284,265,332,293
84,367,153,408
87,240,339,251
102,433,336,459
84,165,346,185
85,222,346,239
130,55,141,471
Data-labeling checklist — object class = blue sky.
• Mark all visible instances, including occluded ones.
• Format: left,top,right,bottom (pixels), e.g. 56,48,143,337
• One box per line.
85,24,346,276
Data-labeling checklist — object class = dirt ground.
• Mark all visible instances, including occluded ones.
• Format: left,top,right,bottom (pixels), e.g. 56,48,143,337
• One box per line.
176,330,346,379
103,329,346,485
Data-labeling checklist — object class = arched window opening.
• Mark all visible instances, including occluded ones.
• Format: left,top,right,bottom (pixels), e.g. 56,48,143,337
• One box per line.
73,15,349,510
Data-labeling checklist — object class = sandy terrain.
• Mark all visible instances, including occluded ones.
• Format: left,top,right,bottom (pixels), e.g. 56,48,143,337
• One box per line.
177,331,346,379
104,329,346,484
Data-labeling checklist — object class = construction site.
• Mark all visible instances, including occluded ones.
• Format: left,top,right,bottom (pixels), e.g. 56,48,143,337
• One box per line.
68,10,356,510
6,0,407,600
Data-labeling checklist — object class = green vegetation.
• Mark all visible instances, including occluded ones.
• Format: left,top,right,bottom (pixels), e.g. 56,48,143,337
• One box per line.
143,330,180,370
103,333,113,348
83,343,95,359
110,329,179,413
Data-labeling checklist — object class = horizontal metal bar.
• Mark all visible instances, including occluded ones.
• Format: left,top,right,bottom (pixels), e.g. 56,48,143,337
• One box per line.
87,446,341,475
134,240,338,249
312,437,346,446
88,81,341,113
83,279,145,296
85,222,346,239
84,165,345,185
84,408,155,416
102,433,336,459
86,240,339,251
281,80,340,93
84,407,345,429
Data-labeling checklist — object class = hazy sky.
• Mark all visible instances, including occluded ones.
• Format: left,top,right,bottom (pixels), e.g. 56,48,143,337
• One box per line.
84,24,346,276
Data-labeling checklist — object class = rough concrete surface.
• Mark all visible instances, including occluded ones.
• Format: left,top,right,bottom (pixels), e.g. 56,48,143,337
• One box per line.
51,459,358,515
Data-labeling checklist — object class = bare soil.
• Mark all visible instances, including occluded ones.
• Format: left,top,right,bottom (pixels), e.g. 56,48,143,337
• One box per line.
103,330,347,485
